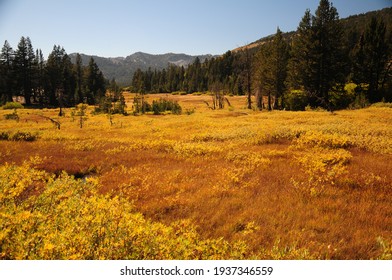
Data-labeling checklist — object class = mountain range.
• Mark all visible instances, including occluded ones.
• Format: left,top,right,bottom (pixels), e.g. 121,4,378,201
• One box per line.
69,52,214,86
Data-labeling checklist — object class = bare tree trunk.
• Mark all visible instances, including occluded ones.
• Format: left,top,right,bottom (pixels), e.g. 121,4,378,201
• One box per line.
255,88,263,110
245,48,252,109
268,92,272,111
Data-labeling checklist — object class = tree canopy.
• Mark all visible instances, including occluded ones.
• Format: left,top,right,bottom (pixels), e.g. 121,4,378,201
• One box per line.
0,38,108,108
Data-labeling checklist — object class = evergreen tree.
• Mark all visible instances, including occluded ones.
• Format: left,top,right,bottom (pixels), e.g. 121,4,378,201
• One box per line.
287,9,313,91
0,40,14,103
45,45,67,106
274,28,290,108
254,43,274,110
255,28,289,110
74,53,85,103
14,37,36,105
132,69,145,93
86,57,106,104
352,17,389,102
61,53,76,107
188,57,202,93
34,49,45,105
244,48,252,109
288,0,345,109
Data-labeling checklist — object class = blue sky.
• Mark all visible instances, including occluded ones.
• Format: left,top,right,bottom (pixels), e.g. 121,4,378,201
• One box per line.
0,0,390,58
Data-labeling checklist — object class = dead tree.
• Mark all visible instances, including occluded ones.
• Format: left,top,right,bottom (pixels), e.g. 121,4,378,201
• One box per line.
35,114,61,130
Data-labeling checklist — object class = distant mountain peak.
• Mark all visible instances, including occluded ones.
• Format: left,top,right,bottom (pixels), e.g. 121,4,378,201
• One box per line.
69,52,214,86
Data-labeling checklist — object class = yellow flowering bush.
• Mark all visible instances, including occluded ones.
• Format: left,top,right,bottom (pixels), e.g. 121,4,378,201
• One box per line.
293,130,352,149
225,151,271,169
292,147,352,196
0,161,247,260
171,142,223,157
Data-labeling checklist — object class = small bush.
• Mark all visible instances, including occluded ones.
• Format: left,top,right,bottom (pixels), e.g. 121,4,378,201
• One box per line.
0,132,10,140
371,102,392,108
284,90,308,111
11,131,39,141
152,98,182,115
0,131,39,142
4,109,19,121
329,84,356,110
2,102,24,110
185,108,196,115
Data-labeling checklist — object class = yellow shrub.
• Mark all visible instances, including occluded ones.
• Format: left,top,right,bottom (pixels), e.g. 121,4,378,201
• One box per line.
293,147,352,196
225,151,271,169
171,142,223,157
293,130,352,149
0,162,247,260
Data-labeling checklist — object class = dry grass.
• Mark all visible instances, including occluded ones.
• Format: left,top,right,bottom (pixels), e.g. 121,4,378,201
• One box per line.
1,93,391,259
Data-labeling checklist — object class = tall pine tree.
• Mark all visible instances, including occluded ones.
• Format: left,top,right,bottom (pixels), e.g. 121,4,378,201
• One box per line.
86,57,106,104
254,28,289,110
352,17,389,102
14,37,36,105
0,40,14,103
74,53,85,104
289,0,345,110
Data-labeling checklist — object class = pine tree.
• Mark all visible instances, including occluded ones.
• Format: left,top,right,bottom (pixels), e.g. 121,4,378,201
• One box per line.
288,0,345,110
254,28,289,110
254,43,274,110
14,37,36,106
287,9,312,91
86,57,106,104
132,69,145,93
34,49,45,105
274,28,290,109
45,45,67,106
61,53,75,107
74,53,84,104
244,48,252,109
352,17,389,102
0,40,14,103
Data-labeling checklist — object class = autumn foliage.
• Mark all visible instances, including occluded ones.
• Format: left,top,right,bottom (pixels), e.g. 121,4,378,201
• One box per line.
0,94,391,259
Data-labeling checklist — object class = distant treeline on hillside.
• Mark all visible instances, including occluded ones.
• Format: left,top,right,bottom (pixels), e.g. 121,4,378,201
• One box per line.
131,4,392,111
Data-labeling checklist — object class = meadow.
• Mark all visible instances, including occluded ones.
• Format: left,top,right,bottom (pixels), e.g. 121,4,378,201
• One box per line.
0,93,391,259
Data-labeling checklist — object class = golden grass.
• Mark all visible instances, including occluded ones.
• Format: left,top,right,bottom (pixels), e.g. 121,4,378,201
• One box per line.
1,93,391,259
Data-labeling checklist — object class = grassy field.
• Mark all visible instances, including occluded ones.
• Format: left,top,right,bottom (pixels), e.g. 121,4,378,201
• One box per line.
1,93,391,259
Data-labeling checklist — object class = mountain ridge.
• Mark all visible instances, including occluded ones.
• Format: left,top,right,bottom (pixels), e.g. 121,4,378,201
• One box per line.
69,52,214,86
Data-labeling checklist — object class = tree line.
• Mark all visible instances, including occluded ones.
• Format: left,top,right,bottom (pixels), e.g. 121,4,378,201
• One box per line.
131,1,391,111
0,37,122,110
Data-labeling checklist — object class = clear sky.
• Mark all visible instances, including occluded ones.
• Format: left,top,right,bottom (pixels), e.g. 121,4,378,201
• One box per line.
0,0,390,58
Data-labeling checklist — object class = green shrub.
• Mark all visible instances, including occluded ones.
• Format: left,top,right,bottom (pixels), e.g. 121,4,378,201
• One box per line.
0,131,39,142
152,98,182,115
2,102,24,109
11,131,39,141
0,132,10,140
4,109,19,121
371,102,392,108
329,84,356,110
284,90,309,111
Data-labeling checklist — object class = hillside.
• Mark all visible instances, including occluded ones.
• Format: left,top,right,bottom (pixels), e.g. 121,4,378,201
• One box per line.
233,7,392,52
69,52,214,86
